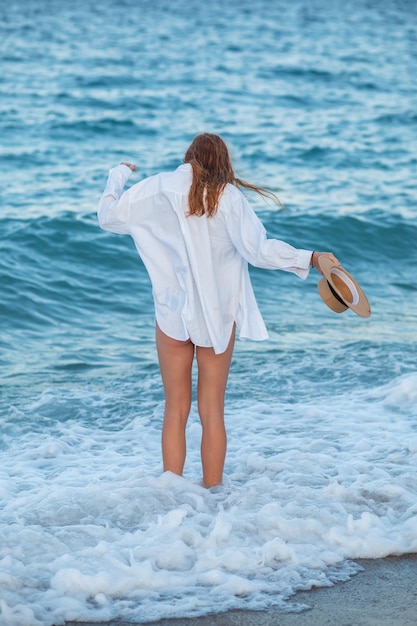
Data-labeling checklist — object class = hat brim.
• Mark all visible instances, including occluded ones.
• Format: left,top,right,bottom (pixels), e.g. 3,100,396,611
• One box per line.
317,258,371,318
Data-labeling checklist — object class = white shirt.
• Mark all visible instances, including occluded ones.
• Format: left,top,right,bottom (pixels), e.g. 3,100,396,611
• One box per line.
98,163,312,354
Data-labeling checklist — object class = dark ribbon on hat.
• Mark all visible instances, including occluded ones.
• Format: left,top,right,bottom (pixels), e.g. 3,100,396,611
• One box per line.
327,281,347,306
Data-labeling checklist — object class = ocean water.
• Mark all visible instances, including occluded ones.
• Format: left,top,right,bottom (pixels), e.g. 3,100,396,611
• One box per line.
1,0,417,624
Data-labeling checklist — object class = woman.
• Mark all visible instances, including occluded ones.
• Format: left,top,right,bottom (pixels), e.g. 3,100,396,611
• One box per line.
98,133,338,488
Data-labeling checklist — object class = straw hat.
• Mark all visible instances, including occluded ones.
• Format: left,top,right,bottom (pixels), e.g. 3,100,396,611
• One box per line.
317,257,371,318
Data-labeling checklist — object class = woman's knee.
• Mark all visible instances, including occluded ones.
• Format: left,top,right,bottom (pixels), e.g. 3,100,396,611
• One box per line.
164,394,192,421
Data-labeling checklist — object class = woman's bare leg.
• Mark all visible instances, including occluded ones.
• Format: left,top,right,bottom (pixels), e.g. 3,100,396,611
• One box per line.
196,326,235,488
156,324,195,477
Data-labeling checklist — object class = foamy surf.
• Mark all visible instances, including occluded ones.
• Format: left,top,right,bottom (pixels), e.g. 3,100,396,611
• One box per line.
1,374,416,625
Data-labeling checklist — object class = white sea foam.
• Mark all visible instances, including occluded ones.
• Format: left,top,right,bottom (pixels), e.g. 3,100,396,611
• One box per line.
1,373,417,625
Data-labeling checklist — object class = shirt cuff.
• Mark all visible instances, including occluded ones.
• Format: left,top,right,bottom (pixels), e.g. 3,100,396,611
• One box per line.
296,249,314,279
298,249,314,268
102,164,134,199
109,163,134,184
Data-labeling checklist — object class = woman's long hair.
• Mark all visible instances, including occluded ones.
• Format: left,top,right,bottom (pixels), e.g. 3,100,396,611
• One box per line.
184,133,281,217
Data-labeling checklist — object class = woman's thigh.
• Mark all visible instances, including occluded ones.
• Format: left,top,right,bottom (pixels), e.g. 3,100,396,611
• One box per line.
196,325,236,417
155,324,195,412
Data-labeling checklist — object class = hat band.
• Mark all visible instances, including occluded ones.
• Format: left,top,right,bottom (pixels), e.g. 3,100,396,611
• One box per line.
327,281,347,306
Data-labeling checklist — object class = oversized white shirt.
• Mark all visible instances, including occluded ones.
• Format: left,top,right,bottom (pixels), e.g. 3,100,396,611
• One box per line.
98,163,313,354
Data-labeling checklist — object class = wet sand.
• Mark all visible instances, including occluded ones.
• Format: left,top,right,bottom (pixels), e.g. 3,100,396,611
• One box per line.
67,554,417,626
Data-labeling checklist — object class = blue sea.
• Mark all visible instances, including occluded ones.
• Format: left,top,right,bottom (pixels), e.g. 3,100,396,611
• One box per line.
1,0,417,624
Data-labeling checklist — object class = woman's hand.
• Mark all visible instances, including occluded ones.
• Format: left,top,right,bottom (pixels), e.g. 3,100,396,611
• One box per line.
121,162,137,172
311,251,340,275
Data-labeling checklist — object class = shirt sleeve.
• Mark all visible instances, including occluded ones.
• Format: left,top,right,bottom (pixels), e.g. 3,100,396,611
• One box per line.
225,189,313,279
97,164,133,234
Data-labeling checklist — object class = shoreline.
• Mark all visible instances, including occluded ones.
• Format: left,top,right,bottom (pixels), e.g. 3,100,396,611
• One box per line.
67,554,417,626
